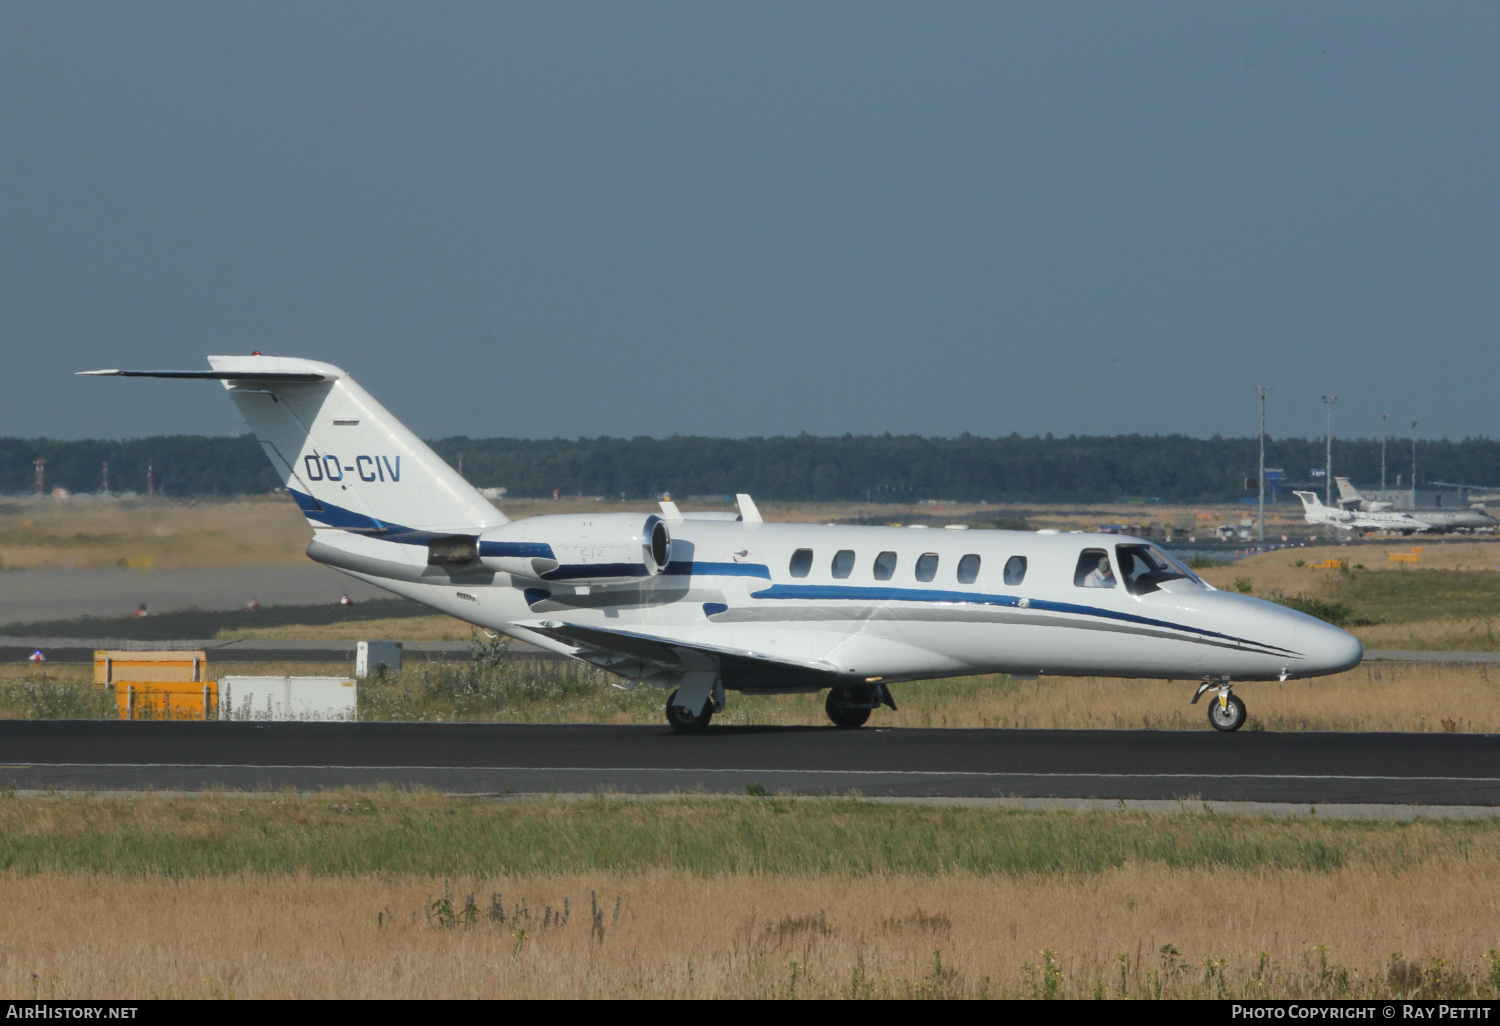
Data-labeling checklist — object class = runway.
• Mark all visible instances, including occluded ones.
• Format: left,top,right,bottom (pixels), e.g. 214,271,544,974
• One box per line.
0,564,394,624
4,721,1500,804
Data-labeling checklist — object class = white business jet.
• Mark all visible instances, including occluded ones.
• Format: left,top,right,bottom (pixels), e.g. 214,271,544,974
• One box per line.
1295,489,1431,535
83,356,1362,733
1335,477,1498,533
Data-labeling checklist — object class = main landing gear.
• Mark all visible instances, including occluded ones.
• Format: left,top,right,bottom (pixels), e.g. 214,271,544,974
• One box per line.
665,689,713,731
1192,679,1247,732
824,683,898,729
665,681,899,732
665,677,725,732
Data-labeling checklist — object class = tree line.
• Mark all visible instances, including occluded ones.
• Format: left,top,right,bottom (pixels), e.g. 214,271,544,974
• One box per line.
3,433,1497,504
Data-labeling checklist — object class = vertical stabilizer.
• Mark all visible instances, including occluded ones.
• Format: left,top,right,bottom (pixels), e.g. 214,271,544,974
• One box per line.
81,356,505,533
206,356,506,533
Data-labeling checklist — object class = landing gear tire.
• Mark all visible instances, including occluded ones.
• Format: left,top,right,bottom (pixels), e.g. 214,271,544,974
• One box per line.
665,688,713,732
825,687,873,729
1207,693,1247,732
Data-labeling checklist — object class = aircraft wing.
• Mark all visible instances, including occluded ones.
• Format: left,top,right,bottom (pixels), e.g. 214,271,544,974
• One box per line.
512,618,842,687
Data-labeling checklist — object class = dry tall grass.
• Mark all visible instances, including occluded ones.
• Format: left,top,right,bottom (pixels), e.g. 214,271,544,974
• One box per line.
1355,617,1500,651
4,792,1500,999
3,865,1498,998
5,659,1499,731
217,615,473,641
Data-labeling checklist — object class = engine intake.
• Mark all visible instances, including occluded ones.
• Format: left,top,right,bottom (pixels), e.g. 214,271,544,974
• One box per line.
477,513,671,583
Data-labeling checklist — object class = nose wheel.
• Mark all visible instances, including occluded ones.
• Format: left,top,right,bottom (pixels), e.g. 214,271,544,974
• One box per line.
1193,680,1247,732
1206,693,1246,731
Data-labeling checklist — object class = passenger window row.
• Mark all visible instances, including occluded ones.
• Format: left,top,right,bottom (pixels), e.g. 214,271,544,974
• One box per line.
788,548,1028,586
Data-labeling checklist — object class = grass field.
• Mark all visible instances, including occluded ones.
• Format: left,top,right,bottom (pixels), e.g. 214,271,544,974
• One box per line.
3,792,1500,999
0,495,1345,573
0,496,311,570
4,649,1497,732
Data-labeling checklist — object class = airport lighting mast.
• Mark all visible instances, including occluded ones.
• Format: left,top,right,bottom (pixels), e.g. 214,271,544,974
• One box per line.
1321,394,1337,505
1380,413,1388,500
1411,420,1419,507
1255,387,1271,541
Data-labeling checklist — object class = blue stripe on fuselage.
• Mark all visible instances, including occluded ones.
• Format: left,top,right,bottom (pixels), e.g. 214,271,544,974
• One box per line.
663,561,772,579
479,540,557,559
747,583,1296,655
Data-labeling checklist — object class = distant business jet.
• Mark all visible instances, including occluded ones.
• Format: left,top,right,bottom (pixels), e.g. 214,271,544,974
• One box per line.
1335,477,1498,533
82,356,1362,733
1296,489,1430,534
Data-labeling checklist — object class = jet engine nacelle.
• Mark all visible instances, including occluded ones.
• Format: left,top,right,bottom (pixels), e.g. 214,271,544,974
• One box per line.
476,513,672,583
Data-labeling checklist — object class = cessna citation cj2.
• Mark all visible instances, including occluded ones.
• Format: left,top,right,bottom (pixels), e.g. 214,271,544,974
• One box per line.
82,356,1363,733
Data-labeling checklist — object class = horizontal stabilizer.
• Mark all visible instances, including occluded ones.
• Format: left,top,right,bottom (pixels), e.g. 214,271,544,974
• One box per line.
80,354,503,531
78,369,330,382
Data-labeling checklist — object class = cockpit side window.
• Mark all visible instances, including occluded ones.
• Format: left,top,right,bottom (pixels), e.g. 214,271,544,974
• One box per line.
1074,548,1116,588
789,548,814,578
1116,544,1198,595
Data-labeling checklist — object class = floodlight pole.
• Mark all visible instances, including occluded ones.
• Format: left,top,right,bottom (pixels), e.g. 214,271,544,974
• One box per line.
1380,413,1388,499
1411,421,1419,507
1321,394,1337,505
1255,387,1271,541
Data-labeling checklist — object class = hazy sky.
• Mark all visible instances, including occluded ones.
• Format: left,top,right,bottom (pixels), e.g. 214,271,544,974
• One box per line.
3,3,1497,442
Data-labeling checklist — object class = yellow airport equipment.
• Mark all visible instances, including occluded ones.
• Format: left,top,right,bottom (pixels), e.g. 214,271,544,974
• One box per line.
95,650,207,686
116,681,218,720
1388,547,1423,564
1308,558,1348,571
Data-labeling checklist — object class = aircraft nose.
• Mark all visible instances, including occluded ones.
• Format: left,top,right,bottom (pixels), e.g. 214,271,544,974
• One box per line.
1293,618,1363,675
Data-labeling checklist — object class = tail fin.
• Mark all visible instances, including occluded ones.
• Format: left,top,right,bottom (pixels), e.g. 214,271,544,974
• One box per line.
1334,476,1362,506
81,356,505,534
1294,490,1323,510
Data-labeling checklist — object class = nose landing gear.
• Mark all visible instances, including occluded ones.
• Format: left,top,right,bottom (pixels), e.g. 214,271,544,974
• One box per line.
1192,679,1247,732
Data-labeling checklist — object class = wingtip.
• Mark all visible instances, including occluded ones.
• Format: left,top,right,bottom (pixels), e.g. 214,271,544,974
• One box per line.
76,369,121,376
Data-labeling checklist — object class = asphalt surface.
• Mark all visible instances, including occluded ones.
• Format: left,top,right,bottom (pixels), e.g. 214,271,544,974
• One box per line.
4,720,1499,804
0,637,557,663
0,565,393,623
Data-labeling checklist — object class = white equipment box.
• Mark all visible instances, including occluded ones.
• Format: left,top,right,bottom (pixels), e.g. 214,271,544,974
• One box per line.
219,676,357,721
356,641,403,678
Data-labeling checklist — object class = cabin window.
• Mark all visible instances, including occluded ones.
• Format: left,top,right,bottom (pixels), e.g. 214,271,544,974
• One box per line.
1074,548,1115,588
789,548,814,578
831,549,855,579
873,550,898,581
915,552,939,582
1003,555,1027,585
957,554,981,584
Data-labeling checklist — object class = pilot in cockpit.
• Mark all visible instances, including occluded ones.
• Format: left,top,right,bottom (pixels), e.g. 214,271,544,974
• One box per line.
1082,555,1116,588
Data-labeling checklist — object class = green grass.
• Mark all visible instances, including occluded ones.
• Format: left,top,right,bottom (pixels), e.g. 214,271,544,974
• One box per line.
1335,569,1500,624
1267,569,1500,629
0,791,1492,878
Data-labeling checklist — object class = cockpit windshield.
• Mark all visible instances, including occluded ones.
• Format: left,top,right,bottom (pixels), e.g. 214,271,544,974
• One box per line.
1115,544,1203,595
